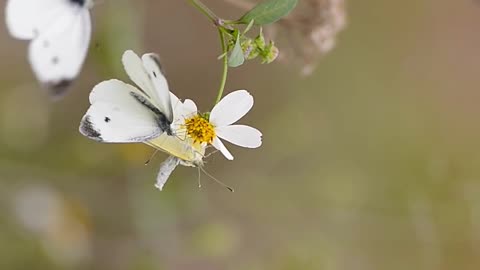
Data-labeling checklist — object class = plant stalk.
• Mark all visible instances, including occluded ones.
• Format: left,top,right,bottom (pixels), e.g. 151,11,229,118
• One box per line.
214,29,229,106
187,0,218,22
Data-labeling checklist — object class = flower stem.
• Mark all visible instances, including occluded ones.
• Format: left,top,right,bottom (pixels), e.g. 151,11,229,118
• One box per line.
187,0,218,22
214,29,228,105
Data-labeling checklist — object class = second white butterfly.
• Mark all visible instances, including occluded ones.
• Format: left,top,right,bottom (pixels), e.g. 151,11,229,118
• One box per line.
5,0,93,97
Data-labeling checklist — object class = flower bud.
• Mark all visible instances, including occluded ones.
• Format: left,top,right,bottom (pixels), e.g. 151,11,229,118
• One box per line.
261,41,279,64
254,29,266,50
242,38,259,60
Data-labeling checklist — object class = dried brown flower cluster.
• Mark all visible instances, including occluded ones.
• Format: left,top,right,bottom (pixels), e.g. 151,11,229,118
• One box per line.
225,0,347,75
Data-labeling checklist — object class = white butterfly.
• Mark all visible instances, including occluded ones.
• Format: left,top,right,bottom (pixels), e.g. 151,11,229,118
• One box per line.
5,0,93,97
79,50,174,144
79,50,207,190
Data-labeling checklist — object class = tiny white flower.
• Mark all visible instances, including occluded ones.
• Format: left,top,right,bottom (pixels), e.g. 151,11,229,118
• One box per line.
179,90,263,160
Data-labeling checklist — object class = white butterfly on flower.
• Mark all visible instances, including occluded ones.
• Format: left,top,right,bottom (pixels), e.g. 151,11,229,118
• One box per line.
78,50,202,189
5,0,93,97
78,50,262,191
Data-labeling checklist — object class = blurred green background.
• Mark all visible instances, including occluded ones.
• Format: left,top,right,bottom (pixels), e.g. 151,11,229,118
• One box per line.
1,0,480,269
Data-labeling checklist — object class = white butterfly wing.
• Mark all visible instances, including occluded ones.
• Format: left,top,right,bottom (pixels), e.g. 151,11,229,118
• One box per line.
28,8,91,96
79,80,163,143
155,156,180,191
5,0,67,40
122,50,173,121
142,53,173,121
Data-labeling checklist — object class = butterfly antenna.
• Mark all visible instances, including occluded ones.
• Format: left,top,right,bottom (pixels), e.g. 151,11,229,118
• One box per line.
199,166,234,192
204,149,219,159
174,130,188,142
144,149,159,165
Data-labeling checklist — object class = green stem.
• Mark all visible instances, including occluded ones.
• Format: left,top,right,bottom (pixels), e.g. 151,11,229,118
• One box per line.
187,0,218,22
214,29,229,105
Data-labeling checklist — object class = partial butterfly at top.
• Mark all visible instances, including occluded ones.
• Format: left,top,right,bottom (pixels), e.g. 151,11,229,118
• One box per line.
5,0,93,97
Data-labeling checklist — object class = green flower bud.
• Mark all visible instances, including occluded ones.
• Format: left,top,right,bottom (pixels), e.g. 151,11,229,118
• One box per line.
241,38,252,52
261,41,279,64
246,47,260,60
241,38,258,60
254,28,266,50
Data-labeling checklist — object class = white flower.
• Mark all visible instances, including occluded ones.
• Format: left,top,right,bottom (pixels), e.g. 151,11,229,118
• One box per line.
150,90,262,190
178,90,263,160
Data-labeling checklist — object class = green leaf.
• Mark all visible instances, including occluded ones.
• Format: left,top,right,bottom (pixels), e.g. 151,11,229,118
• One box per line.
228,34,245,68
239,0,298,25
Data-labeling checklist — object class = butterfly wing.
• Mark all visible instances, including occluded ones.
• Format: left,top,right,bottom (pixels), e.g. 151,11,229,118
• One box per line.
28,7,91,96
5,0,68,40
142,53,173,122
155,156,180,191
79,79,164,143
6,0,91,97
122,50,173,122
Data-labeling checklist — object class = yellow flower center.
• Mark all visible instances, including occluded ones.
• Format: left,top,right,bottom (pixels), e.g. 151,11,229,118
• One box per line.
184,115,215,144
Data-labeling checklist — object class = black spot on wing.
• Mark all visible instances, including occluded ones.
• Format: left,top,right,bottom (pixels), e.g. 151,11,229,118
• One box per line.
129,92,173,135
104,117,111,123
79,116,103,141
44,79,73,100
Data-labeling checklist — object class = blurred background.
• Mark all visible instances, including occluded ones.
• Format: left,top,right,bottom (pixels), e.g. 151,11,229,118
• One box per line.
1,0,480,269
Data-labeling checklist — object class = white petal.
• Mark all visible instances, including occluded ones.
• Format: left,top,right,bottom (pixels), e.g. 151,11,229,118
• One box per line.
173,99,197,127
209,90,253,127
170,92,182,119
216,125,262,148
170,92,181,107
182,99,198,117
212,137,234,160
